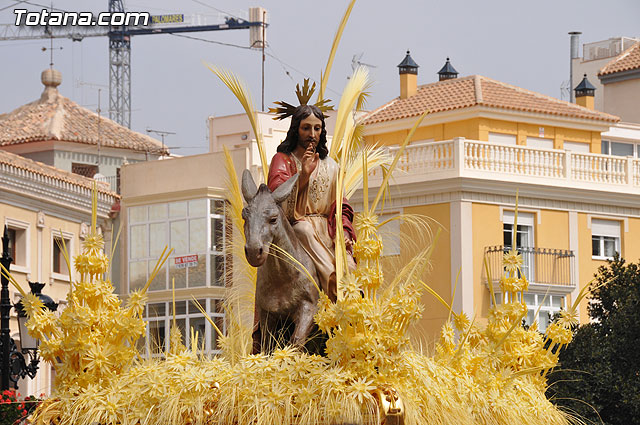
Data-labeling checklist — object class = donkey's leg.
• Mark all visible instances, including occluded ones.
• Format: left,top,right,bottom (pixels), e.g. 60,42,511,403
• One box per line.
259,309,279,354
290,301,317,346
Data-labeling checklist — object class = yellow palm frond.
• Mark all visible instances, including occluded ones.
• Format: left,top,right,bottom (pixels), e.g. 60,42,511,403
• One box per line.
318,0,357,102
108,222,123,281
419,279,451,312
330,67,371,161
223,146,246,237
222,145,255,360
0,262,27,298
343,145,392,199
141,246,173,293
369,111,428,214
191,296,224,340
54,230,73,283
205,63,268,183
382,227,441,299
484,256,498,308
269,244,321,295
492,306,529,349
333,68,372,291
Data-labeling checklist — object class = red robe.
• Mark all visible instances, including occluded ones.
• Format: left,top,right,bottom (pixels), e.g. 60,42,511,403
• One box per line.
267,152,356,241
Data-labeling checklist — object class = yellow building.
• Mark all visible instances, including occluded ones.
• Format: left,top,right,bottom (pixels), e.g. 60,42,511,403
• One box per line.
0,149,118,394
359,52,633,342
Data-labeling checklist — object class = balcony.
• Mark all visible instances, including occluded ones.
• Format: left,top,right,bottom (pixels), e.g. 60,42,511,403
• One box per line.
367,138,640,196
482,245,575,293
94,175,120,194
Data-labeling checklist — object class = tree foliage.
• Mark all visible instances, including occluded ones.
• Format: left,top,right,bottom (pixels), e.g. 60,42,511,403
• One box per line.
547,255,640,424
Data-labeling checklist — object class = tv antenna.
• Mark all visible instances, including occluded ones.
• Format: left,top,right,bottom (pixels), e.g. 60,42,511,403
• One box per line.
560,80,570,102
351,52,377,72
146,128,175,157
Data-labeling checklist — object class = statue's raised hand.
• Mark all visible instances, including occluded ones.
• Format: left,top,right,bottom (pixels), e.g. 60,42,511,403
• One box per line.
299,143,319,188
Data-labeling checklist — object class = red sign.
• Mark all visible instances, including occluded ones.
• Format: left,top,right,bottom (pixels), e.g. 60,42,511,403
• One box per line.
174,254,198,269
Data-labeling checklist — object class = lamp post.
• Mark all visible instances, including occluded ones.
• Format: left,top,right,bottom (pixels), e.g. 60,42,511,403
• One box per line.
1,226,58,390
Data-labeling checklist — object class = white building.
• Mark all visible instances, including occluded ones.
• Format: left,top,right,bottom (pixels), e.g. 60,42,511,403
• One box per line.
1,148,118,395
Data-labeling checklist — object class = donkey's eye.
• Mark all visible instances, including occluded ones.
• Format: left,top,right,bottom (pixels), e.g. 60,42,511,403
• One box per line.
269,217,277,224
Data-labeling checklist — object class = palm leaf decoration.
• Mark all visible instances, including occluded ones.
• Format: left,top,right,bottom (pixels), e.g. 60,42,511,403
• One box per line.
318,0,357,102
205,63,269,183
269,79,332,120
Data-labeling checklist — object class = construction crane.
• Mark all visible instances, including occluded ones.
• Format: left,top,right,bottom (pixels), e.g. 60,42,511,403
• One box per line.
0,1,267,128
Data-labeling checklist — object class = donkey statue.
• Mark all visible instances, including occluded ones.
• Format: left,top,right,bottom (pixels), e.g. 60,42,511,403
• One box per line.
241,169,322,354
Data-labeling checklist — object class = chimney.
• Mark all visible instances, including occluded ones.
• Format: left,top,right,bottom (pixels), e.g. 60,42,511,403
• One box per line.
569,31,582,103
398,50,419,99
574,74,595,110
437,57,458,81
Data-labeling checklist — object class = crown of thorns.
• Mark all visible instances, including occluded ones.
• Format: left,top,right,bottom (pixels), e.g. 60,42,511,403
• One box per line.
269,79,333,120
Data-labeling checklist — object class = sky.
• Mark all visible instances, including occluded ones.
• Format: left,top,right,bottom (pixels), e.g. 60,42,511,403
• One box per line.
1,0,639,156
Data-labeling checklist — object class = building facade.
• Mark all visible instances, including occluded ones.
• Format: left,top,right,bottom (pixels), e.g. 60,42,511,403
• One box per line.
119,149,251,356
0,68,168,194
0,149,118,395
571,35,638,111
358,53,637,342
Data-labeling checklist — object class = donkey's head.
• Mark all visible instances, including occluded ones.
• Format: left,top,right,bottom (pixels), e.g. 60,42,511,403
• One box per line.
241,169,298,267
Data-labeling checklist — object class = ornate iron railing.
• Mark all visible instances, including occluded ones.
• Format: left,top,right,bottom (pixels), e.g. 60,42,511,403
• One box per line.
482,245,575,288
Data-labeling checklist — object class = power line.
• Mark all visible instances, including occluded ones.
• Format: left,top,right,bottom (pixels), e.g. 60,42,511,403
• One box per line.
20,0,69,13
171,31,340,98
169,32,252,50
266,46,341,97
0,1,28,12
189,0,243,21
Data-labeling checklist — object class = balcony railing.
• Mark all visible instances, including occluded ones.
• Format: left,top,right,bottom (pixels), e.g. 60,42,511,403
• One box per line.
482,245,575,289
94,175,120,194
366,138,640,194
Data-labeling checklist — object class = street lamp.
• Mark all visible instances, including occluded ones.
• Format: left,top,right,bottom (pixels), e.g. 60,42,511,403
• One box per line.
1,227,58,390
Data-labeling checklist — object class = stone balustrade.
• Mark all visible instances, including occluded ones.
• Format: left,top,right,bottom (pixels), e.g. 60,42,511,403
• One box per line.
368,137,640,194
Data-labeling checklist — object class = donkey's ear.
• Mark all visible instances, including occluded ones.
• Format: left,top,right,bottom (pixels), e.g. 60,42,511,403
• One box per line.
272,173,299,205
241,169,258,202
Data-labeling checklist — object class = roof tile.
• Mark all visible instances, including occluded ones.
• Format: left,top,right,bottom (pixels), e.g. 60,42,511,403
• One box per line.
361,75,618,126
0,85,168,154
598,42,640,77
0,149,118,198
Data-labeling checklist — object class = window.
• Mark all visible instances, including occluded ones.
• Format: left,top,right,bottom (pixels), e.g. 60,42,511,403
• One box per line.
526,137,554,150
523,293,564,332
488,132,516,145
210,199,227,286
7,228,16,262
4,219,29,271
128,198,227,292
494,292,564,332
52,231,72,278
503,211,535,282
71,163,98,178
601,140,638,157
5,217,29,273
140,298,225,356
591,219,620,259
564,141,590,153
7,228,23,267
